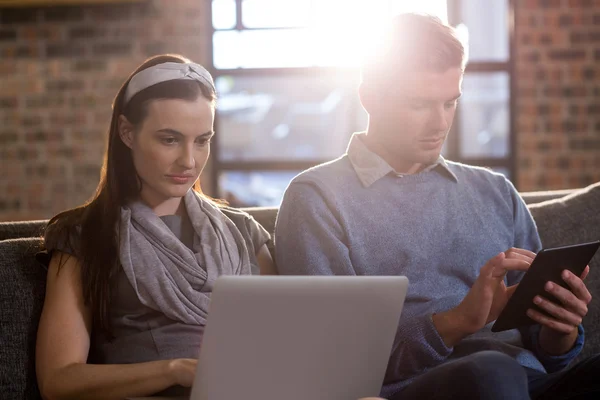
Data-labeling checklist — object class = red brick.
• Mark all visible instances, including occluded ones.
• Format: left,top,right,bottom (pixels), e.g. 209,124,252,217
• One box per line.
569,0,594,6
21,25,63,41
0,61,17,75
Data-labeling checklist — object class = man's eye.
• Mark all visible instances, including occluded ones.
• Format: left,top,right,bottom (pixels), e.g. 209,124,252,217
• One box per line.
196,137,212,146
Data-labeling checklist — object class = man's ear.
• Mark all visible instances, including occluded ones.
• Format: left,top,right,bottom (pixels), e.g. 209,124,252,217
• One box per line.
118,115,135,149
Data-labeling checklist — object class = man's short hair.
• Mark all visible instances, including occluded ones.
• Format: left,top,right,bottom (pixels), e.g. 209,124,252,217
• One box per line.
362,13,466,87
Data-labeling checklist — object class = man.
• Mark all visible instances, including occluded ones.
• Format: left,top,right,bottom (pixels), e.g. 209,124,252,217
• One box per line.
275,13,599,400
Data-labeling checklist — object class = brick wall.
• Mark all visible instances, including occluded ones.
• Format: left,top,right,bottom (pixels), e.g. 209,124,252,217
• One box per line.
515,0,600,191
1,0,599,221
0,0,212,221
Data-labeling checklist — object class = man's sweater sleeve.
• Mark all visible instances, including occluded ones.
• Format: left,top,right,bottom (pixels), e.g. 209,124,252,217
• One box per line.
505,177,542,285
275,180,453,382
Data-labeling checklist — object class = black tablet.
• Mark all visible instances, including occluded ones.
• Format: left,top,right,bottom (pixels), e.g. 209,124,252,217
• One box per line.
491,240,600,333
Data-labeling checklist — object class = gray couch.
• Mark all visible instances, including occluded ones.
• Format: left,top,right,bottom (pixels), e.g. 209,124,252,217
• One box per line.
1,183,599,399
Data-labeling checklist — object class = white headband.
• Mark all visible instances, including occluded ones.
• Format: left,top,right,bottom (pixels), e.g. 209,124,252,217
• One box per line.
123,62,216,105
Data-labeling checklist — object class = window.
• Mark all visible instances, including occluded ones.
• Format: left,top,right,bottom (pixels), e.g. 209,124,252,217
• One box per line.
215,73,364,162
212,0,448,69
459,72,510,159
220,170,302,207
447,0,514,178
209,0,514,206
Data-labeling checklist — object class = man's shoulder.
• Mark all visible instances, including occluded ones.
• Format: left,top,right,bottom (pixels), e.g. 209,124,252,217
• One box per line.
291,155,355,187
442,160,520,206
281,156,359,209
445,160,509,187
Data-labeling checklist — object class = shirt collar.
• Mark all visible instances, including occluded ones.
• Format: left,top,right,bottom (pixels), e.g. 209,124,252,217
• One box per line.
346,132,458,188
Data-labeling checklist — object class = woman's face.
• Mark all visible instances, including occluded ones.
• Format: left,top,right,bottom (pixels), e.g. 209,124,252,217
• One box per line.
119,96,214,208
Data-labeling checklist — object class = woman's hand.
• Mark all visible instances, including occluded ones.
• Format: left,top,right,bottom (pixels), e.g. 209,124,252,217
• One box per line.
166,358,198,387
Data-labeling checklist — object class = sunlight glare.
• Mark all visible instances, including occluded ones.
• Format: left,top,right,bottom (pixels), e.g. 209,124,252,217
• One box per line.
213,0,448,69
311,0,448,68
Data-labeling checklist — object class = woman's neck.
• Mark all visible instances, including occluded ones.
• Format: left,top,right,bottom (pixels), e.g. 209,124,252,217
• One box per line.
139,188,185,217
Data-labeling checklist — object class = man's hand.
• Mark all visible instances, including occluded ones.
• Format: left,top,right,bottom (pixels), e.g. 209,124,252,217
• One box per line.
433,248,534,347
527,266,591,355
487,248,536,323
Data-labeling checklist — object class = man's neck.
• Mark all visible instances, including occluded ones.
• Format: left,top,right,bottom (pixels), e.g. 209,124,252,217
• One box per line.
362,132,425,175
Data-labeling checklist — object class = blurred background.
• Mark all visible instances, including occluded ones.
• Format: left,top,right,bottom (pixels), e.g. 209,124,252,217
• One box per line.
0,0,599,220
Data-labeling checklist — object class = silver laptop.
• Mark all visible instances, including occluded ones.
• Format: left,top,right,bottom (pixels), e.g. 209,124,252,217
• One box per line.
131,275,408,400
193,275,407,400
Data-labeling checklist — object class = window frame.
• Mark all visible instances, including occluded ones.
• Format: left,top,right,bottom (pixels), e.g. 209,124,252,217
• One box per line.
207,0,517,198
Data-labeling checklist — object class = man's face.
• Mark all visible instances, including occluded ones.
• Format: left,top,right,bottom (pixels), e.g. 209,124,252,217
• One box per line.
366,67,463,169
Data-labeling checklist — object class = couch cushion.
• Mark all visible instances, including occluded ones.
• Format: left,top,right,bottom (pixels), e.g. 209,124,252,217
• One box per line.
0,238,45,400
528,182,600,362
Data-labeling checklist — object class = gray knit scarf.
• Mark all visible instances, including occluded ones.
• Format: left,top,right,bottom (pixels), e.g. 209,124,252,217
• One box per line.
119,190,251,325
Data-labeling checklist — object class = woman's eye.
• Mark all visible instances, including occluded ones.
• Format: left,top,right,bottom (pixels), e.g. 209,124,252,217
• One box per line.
161,137,177,145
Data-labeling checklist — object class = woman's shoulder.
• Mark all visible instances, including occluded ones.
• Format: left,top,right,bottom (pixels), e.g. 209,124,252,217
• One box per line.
218,205,253,222
44,208,86,257
218,206,262,234
212,205,269,252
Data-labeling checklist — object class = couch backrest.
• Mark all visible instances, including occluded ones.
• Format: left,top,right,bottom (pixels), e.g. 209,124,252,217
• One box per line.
0,238,46,400
0,208,280,242
520,189,576,205
528,182,600,362
0,220,46,241
0,189,577,243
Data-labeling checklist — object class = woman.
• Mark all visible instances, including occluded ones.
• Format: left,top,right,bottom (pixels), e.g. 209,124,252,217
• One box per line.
36,54,277,399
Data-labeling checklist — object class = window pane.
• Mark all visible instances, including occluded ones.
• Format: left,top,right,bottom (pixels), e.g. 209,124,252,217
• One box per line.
213,28,370,69
213,31,241,69
215,74,367,162
458,0,509,62
212,0,236,30
459,72,509,158
311,0,388,29
242,0,310,28
213,29,315,69
213,0,449,68
219,170,300,207
391,0,448,23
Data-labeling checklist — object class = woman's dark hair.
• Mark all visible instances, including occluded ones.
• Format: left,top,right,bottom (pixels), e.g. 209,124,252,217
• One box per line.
45,54,217,335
